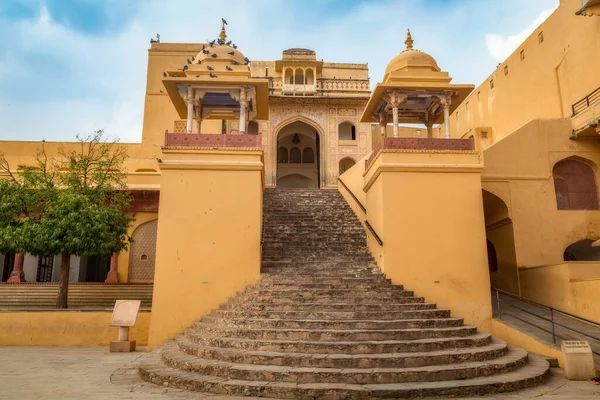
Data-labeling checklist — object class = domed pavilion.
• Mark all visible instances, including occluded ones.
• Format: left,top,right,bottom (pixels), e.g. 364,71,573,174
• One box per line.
361,30,474,139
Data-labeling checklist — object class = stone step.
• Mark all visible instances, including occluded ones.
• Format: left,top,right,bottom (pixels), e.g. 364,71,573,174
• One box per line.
221,303,433,315
190,324,475,342
256,282,395,290
199,316,464,330
232,294,421,305
161,341,528,385
220,303,433,312
175,334,510,369
140,352,549,399
243,287,411,297
183,330,493,354
259,276,389,285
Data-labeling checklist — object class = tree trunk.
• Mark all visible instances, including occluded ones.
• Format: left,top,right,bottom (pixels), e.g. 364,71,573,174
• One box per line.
56,250,70,309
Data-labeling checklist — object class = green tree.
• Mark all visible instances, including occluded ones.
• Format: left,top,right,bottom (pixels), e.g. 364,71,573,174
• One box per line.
0,131,134,308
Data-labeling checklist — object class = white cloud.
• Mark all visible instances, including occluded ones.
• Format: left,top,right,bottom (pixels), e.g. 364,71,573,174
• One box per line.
485,1,559,61
0,0,560,143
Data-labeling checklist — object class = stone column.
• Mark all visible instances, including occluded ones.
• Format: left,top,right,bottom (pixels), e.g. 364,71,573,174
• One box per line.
7,253,26,283
426,121,434,139
303,69,306,96
441,93,452,139
239,87,247,135
378,114,387,137
392,107,399,138
186,87,194,133
104,253,119,284
194,98,202,134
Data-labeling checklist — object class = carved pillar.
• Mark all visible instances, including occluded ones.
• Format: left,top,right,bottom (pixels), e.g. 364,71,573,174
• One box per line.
425,121,434,139
194,96,202,134
239,87,247,135
392,107,399,138
441,93,452,139
186,86,194,133
104,253,119,284
377,114,388,137
303,68,306,96
7,253,26,283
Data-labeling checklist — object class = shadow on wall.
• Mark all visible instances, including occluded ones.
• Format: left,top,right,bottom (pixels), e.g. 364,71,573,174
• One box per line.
564,239,600,261
277,174,313,188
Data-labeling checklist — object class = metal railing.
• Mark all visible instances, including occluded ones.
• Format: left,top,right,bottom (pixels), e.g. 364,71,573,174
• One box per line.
572,86,600,116
493,288,600,356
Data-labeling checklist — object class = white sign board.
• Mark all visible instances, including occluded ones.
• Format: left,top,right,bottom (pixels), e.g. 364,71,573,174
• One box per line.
561,340,596,380
110,300,141,327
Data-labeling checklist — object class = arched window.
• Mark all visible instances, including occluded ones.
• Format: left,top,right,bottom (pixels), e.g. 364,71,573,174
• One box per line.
248,121,259,135
553,159,599,210
563,239,600,261
338,122,356,140
339,157,356,175
277,147,288,163
292,68,304,84
290,147,301,163
487,240,498,273
306,69,315,85
302,148,315,164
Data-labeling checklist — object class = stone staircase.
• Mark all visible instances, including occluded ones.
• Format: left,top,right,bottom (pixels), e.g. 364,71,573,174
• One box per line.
139,188,549,398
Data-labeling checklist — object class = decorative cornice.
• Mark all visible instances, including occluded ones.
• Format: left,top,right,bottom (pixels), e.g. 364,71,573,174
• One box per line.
158,159,264,171
162,147,263,154
269,97,369,105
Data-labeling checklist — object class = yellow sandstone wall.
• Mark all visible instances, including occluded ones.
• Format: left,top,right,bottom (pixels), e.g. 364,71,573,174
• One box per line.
446,0,600,144
147,148,263,349
0,311,151,346
362,150,492,330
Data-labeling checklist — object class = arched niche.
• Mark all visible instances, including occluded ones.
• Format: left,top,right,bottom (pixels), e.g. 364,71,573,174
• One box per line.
339,157,356,175
338,122,356,140
248,121,259,136
128,219,158,283
553,158,599,210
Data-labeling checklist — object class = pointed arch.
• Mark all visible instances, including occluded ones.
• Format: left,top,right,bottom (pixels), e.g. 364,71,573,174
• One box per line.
552,157,599,210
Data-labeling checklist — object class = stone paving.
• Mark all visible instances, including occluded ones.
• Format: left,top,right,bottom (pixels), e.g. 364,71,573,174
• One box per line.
1,346,600,400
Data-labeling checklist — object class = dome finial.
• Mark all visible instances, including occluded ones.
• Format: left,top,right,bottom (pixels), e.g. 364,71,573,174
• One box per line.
219,18,228,42
405,29,414,50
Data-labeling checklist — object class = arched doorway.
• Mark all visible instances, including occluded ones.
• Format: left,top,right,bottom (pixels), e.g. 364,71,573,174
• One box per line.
339,157,356,175
128,220,158,283
276,121,321,188
482,190,518,294
563,239,600,261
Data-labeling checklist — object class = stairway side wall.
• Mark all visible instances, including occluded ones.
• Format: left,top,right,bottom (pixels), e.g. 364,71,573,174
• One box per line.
148,149,263,349
363,150,493,330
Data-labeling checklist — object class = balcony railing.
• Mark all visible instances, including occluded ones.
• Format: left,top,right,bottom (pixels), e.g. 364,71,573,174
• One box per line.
164,131,262,148
572,86,600,116
282,84,316,95
365,137,476,169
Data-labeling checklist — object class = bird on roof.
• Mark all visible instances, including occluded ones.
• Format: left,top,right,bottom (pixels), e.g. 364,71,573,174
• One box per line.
207,65,214,70
210,72,217,78
203,49,210,54
228,51,235,56
209,40,216,47
221,18,228,25
163,72,167,78
201,44,205,50
226,41,231,45
232,60,239,65
211,53,217,58
187,58,192,64
217,39,224,45
150,33,160,43
244,57,250,63
226,65,232,71
195,75,199,78
183,65,188,71
232,44,237,49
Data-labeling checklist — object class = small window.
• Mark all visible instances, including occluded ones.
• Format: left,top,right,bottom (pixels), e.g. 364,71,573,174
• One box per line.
481,131,488,139
141,254,148,261
520,50,525,61
504,65,509,76
302,148,315,164
277,147,288,163
490,79,494,89
538,31,544,44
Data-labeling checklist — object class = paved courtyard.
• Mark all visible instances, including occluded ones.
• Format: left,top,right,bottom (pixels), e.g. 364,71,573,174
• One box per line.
1,346,599,400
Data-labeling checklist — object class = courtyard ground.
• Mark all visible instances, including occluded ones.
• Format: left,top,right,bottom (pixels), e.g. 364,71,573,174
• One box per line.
1,346,599,400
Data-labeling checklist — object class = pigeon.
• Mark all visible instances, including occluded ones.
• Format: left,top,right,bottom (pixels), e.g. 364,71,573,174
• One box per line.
244,57,250,63
232,44,237,49
183,65,188,71
211,53,217,58
228,51,235,55
232,60,239,65
195,75,199,78
217,39,224,45
221,18,228,25
226,65,232,71
207,65,214,70
209,40,216,47
156,157,162,163
210,72,217,78
159,90,163,93
203,49,210,54
187,58,191,64
163,72,167,78
201,44,205,50
226,41,231,45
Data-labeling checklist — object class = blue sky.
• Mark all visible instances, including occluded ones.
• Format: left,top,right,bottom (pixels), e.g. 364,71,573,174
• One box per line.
0,0,559,143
